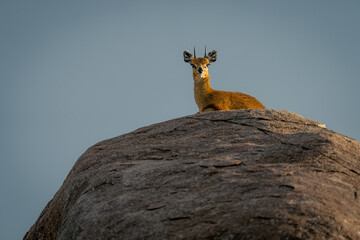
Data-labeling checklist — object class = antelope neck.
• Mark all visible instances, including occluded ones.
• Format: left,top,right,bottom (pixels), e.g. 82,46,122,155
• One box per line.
193,75,213,96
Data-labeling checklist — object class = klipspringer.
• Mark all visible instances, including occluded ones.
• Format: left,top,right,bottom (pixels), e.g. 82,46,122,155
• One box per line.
183,47,265,112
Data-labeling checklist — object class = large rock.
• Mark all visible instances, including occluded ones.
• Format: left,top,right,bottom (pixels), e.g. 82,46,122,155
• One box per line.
24,110,360,240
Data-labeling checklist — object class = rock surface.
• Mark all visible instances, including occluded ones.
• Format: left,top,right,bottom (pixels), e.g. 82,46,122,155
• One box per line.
24,110,360,240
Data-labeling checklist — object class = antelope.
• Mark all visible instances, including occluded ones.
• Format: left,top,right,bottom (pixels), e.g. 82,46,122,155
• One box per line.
183,47,265,112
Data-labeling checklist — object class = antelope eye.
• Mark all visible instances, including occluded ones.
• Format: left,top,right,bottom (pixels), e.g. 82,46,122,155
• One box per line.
191,64,196,69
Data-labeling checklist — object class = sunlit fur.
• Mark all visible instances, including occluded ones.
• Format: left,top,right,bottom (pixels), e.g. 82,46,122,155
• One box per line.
190,58,266,112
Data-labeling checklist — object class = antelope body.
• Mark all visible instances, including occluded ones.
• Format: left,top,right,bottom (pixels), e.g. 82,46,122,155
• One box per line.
184,48,265,112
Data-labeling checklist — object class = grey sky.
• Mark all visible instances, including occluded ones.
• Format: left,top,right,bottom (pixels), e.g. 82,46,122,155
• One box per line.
1,1,359,239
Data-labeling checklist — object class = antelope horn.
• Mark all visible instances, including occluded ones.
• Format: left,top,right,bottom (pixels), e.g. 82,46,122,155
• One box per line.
204,46,207,57
193,46,197,58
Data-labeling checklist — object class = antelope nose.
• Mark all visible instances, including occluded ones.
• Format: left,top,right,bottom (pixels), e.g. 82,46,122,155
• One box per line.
198,67,203,73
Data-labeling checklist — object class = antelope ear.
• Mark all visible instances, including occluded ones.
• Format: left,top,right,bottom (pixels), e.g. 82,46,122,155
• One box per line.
183,50,193,63
206,50,217,62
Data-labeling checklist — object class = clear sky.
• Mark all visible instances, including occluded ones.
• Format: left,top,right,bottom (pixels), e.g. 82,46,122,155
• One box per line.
1,1,359,239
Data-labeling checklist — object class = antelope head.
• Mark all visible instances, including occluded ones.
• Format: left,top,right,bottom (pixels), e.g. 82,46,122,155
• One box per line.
183,47,217,81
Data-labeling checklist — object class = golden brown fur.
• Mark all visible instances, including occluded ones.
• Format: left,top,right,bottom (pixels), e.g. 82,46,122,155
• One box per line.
189,58,265,112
